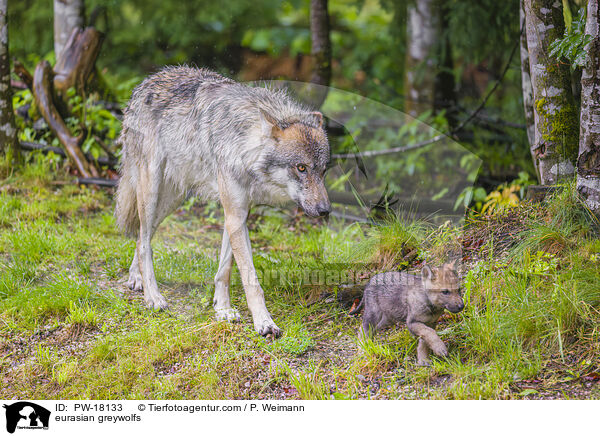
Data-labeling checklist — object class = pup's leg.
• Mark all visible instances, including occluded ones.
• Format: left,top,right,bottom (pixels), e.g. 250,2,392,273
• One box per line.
213,229,241,322
416,338,431,366
219,176,281,337
407,321,448,358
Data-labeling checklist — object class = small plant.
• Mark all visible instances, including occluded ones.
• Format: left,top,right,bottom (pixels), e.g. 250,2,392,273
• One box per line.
271,322,315,356
288,363,330,400
481,172,535,215
66,301,100,328
35,344,57,375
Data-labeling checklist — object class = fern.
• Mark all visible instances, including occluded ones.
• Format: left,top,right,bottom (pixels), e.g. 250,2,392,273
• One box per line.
549,8,592,70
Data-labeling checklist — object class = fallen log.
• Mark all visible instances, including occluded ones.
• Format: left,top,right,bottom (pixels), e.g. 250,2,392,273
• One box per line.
19,141,118,169
77,177,117,187
33,60,98,178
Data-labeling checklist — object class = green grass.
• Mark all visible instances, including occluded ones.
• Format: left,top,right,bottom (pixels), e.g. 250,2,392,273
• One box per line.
1,153,599,399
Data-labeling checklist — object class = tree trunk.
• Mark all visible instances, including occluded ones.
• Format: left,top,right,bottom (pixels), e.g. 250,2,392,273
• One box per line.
404,0,454,120
576,0,600,216
53,27,103,102
0,0,18,161
309,0,331,108
54,0,85,59
433,2,456,125
405,0,438,117
525,0,579,185
520,0,538,181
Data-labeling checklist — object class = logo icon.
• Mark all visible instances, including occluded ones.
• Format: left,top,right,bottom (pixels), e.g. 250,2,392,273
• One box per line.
2,402,50,434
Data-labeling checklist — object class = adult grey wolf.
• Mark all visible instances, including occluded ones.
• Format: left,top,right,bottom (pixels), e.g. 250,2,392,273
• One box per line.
115,66,331,337
350,262,463,365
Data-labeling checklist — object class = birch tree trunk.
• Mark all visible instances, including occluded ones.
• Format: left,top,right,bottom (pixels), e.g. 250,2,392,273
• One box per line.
404,0,438,117
525,0,579,184
520,0,538,180
54,0,85,59
0,0,18,160
576,0,600,215
404,0,454,120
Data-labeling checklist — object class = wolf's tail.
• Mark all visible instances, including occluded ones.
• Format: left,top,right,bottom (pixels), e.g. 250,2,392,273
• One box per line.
348,297,364,315
115,165,139,239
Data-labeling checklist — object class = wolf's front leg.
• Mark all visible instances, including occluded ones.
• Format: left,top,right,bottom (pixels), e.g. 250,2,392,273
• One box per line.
213,228,241,322
219,179,281,337
225,213,282,337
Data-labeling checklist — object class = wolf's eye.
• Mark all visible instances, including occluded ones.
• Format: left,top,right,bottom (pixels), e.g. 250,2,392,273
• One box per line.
297,164,307,173
442,290,450,295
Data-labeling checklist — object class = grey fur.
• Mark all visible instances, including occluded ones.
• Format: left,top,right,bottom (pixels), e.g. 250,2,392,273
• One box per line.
115,65,331,336
353,263,464,366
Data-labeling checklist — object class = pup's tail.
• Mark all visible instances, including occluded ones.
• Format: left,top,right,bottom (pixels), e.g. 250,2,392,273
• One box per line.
115,164,139,239
348,297,364,315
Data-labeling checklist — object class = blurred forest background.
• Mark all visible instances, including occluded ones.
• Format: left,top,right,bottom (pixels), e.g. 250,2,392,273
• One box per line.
4,0,537,211
3,0,600,216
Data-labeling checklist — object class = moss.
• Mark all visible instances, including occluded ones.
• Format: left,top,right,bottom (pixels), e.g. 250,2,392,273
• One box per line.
535,97,579,161
550,103,579,159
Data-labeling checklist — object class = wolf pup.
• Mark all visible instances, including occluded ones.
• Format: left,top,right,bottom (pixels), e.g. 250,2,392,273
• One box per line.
115,66,331,337
350,262,463,366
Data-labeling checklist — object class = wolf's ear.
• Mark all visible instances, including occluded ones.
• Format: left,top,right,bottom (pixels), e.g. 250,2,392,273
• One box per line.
448,258,460,271
309,111,324,128
260,110,283,138
421,265,435,281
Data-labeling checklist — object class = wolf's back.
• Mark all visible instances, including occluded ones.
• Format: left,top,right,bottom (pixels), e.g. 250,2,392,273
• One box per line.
114,65,318,238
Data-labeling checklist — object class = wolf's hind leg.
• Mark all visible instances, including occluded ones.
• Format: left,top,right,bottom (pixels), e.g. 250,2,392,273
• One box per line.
129,180,183,296
135,165,182,310
127,246,143,291
213,229,241,322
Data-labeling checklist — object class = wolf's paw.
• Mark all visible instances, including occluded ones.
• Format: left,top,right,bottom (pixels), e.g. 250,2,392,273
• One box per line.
430,341,448,358
254,317,282,338
127,272,143,291
417,358,432,367
215,307,241,322
145,292,168,310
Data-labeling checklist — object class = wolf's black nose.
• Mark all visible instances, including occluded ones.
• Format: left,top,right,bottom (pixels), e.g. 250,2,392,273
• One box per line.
317,204,330,217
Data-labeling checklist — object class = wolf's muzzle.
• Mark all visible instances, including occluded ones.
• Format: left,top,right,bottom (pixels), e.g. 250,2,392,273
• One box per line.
317,202,331,217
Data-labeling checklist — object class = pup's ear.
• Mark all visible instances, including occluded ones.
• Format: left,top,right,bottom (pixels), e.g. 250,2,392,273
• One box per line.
260,110,283,138
448,258,460,271
309,111,324,128
421,265,435,281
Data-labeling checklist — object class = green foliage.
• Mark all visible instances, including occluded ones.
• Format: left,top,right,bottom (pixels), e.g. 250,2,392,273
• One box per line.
458,171,536,214
270,321,315,356
550,8,591,70
512,181,598,256
12,83,124,166
9,0,280,74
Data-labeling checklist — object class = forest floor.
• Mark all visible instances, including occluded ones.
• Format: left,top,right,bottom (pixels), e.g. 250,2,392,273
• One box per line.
1,153,600,400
